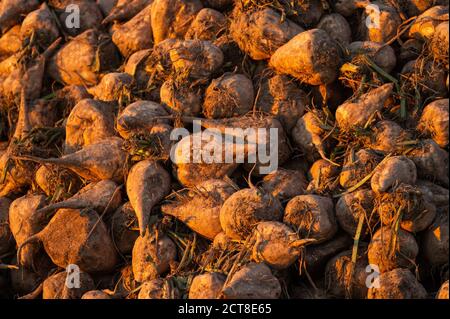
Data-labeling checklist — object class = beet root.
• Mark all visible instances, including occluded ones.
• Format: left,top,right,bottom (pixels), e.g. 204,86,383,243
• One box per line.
269,29,341,86
160,79,202,116
20,3,60,48
117,101,170,139
367,268,427,299
368,226,419,273
203,73,254,119
126,160,171,237
221,263,281,299
16,138,128,182
251,221,315,270
110,202,139,255
87,72,133,102
339,149,382,189
17,208,118,273
112,4,153,58
150,0,203,44
408,139,449,187
188,272,226,299
366,120,412,154
284,195,338,244
260,168,308,202
219,188,283,240
230,7,303,61
42,270,95,299
34,164,82,199
335,188,376,239
82,290,112,299
103,0,152,24
9,194,48,269
138,278,180,299
255,74,308,132
185,8,226,41
370,156,417,194
422,211,449,268
162,179,235,240
417,99,449,148
64,99,116,154
376,184,436,233
36,179,122,216
132,231,177,283
325,249,369,299
335,83,394,130
47,29,120,86
0,0,39,34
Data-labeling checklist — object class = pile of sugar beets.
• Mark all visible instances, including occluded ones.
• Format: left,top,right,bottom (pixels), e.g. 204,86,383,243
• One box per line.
0,0,449,300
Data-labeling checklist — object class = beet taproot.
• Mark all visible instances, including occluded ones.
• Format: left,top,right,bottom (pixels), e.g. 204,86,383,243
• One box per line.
408,139,449,187
377,184,436,233
34,164,82,199
151,0,203,44
251,221,315,269
417,99,449,148
260,168,308,202
360,2,402,43
185,8,226,41
37,179,122,216
270,29,340,86
284,194,338,244
371,156,417,194
16,138,128,182
336,189,376,239
138,278,180,299
221,262,281,299
162,179,235,240
368,226,419,273
188,272,226,299
87,72,133,102
408,5,449,41
203,73,254,119
255,74,308,132
64,99,116,154
132,230,177,283
336,83,394,130
0,25,21,58
9,194,48,268
109,202,139,255
17,208,118,273
230,7,303,60
117,100,170,139
317,13,352,46
51,0,103,37
160,79,202,116
367,268,427,299
219,188,283,240
325,249,369,299
340,149,382,189
20,3,59,48
126,160,171,237
422,210,449,268
42,270,95,299
103,0,152,24
0,0,39,34
47,29,120,86
112,3,153,58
